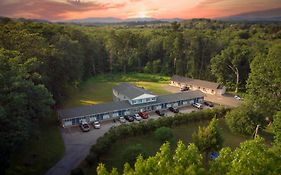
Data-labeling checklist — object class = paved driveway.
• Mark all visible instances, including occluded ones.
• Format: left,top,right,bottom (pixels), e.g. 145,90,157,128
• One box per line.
45,122,118,175
46,86,239,175
45,105,200,175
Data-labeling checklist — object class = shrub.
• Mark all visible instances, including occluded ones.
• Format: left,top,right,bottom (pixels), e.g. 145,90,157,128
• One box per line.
121,144,148,166
226,104,265,135
71,167,84,175
85,107,230,167
154,127,174,142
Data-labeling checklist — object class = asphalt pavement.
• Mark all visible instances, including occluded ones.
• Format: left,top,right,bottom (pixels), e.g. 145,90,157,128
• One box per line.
46,86,240,175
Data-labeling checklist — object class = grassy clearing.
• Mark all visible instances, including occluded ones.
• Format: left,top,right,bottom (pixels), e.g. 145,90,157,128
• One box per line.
6,114,64,175
63,73,171,108
84,119,248,173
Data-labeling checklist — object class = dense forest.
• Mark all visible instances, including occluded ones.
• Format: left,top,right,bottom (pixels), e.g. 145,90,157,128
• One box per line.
0,18,281,174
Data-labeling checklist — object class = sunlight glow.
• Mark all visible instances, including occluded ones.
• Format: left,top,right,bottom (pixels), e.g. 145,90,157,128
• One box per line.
136,10,150,18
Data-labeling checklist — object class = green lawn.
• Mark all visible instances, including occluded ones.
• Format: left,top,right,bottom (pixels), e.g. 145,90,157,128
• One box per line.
63,73,171,108
84,119,249,174
6,114,64,175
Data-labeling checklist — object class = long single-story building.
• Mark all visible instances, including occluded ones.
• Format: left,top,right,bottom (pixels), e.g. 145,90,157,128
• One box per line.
170,75,226,95
58,83,204,127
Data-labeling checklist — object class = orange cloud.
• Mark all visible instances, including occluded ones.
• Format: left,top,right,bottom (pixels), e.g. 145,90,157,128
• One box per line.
0,0,280,20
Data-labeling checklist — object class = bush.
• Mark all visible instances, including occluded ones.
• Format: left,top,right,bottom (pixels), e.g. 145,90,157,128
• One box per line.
121,144,148,165
154,127,174,142
226,104,265,135
85,107,230,167
71,167,84,175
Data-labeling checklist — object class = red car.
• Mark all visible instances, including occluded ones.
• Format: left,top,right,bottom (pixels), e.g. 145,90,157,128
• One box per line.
138,112,149,119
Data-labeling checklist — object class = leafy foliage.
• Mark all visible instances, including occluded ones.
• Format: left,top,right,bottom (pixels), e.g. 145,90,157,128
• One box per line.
192,118,223,164
121,144,148,166
225,104,265,135
85,108,229,170
246,43,281,118
96,137,280,175
154,127,174,142
97,141,205,175
0,48,54,173
210,137,279,175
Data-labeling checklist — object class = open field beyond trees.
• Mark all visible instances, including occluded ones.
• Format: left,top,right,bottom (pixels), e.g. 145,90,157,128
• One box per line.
63,73,171,108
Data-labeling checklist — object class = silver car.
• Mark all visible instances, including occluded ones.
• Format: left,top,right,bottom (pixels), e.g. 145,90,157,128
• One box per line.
93,121,101,129
133,114,142,121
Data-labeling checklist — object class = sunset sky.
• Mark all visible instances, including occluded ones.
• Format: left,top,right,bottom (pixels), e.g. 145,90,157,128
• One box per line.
0,0,281,21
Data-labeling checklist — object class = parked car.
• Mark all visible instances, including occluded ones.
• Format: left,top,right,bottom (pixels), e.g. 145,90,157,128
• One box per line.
204,101,214,107
80,121,90,132
192,103,203,109
118,117,126,123
124,115,134,122
133,114,142,121
180,86,189,91
234,95,241,100
155,110,165,116
168,107,179,113
93,121,101,129
138,112,149,119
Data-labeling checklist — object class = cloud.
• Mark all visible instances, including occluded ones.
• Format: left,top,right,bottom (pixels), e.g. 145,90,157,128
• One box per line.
187,0,281,18
0,0,125,20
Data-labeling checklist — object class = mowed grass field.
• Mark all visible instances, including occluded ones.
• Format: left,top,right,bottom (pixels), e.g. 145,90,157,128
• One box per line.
63,73,171,108
84,119,249,174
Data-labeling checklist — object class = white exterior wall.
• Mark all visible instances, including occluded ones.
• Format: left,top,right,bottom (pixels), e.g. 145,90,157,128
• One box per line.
63,119,72,127
217,86,226,95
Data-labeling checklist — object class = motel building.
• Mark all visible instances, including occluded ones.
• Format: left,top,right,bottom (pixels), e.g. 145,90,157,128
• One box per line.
170,75,226,95
58,83,204,127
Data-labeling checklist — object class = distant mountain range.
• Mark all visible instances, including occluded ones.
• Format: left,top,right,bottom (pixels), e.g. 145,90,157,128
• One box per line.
61,8,281,24
222,7,281,21
1,7,281,25
60,17,184,24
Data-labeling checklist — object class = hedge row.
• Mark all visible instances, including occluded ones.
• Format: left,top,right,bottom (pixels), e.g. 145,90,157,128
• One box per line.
84,107,230,167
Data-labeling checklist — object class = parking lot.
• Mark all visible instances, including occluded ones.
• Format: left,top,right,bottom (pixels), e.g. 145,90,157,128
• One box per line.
47,86,240,175
46,104,209,175
163,85,241,107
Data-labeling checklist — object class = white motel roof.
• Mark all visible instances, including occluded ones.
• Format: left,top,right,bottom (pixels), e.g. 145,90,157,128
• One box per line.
112,83,155,99
58,90,204,120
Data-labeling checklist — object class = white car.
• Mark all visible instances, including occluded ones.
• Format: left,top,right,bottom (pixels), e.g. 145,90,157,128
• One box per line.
192,103,203,109
133,114,142,121
93,121,101,129
119,117,126,123
234,95,241,100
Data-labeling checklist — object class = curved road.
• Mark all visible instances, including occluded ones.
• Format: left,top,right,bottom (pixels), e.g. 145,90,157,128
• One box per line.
45,123,116,175
46,87,240,175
